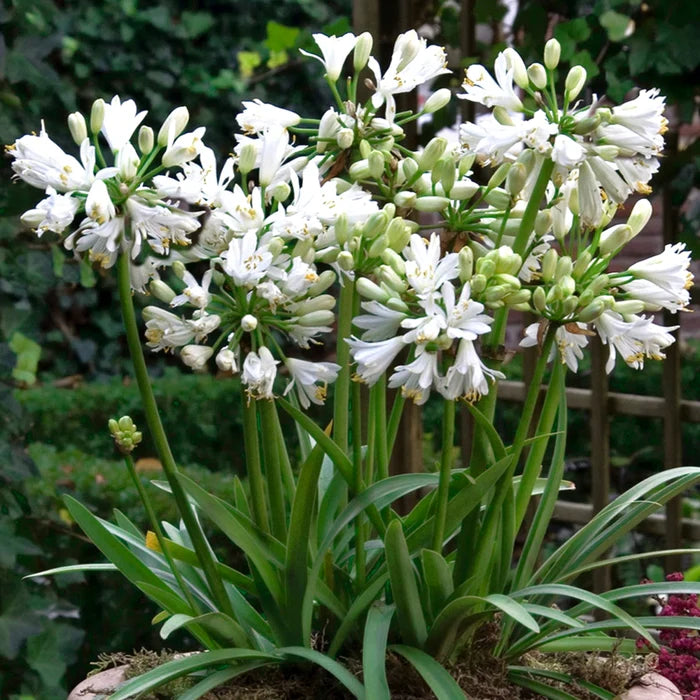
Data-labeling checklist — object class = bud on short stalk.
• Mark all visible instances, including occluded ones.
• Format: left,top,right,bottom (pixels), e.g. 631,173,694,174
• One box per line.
449,180,479,201
216,348,237,373
541,248,558,282
555,255,573,279
506,162,527,196
237,142,258,175
90,99,105,134
613,300,646,315
356,277,389,302
315,247,339,263
368,150,385,178
150,280,176,304
349,159,371,181
528,63,547,90
138,125,154,154
599,224,633,256
418,137,448,170
109,415,143,454
68,112,88,145
181,345,214,371
458,247,473,282
354,32,373,72
459,153,476,177
578,299,607,322
505,289,531,306
415,195,450,213
368,235,389,259
158,106,189,147
573,113,601,135
627,199,652,236
504,47,529,89
572,251,592,279
378,264,407,292
386,297,408,312
475,257,496,279
533,286,547,312
381,248,406,275
337,250,355,271
534,209,552,237
557,275,576,297
423,88,452,114
544,38,561,70
470,273,487,294
565,66,587,102
484,188,511,209
308,270,337,295
297,310,335,327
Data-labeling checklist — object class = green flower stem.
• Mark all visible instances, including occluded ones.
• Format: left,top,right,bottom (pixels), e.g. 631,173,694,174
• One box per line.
272,403,296,505
333,279,355,456
116,252,233,619
431,399,456,552
375,374,389,482
258,399,288,542
386,390,406,456
512,158,555,258
365,384,377,486
351,308,366,589
123,453,200,615
241,396,270,534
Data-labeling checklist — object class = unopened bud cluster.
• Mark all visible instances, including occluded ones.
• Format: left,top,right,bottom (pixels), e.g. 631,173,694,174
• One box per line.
109,416,143,454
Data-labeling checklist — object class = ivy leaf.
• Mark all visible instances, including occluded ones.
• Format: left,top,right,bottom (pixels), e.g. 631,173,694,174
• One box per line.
0,519,42,568
180,11,215,39
0,582,43,659
237,51,262,79
8,331,41,385
600,11,635,42
267,49,288,69
265,21,299,52
26,622,84,692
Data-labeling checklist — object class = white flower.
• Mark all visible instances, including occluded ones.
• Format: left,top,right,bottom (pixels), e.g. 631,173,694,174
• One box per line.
388,346,440,405
551,134,585,168
101,96,147,152
143,307,195,351
587,156,630,204
162,127,206,168
9,130,96,192
300,33,358,82
577,160,603,229
85,179,116,225
347,335,407,385
67,218,125,269
596,124,663,159
354,301,407,341
20,187,80,235
216,347,238,373
521,322,591,373
440,339,504,401
620,279,689,313
624,243,693,310
283,358,341,408
189,311,221,342
368,30,450,122
221,230,273,287
460,52,523,112
593,310,676,373
257,125,293,187
442,282,493,340
279,258,319,296
615,155,659,195
126,196,201,257
236,99,301,135
242,347,278,399
181,344,214,370
404,233,459,297
609,88,666,151
218,185,265,234
171,270,212,309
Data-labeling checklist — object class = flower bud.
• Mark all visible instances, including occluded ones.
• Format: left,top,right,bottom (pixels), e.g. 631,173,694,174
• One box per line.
475,257,496,278
613,300,646,315
578,299,606,322
414,196,450,213
237,142,258,175
380,248,406,275
308,269,336,295
504,47,529,89
353,31,373,72
297,310,335,327
216,348,237,373
68,112,88,145
533,286,547,312
572,114,601,136
459,153,476,177
588,274,610,296
181,344,213,371
484,285,509,302
349,159,371,181
557,275,576,297
484,188,511,209
627,199,652,236
505,289,531,306
117,142,139,181
458,247,473,282
137,125,154,155
487,162,511,190
336,128,354,150
565,66,587,102
241,314,258,332
162,128,205,168
468,273,486,294
150,279,176,304
599,224,633,256
544,38,561,70
449,180,479,201
394,190,417,209
356,277,389,302
527,63,547,90
534,209,552,237
90,99,105,134
541,248,558,282
555,255,573,279
109,415,143,454
572,251,592,279
363,211,389,239
378,264,407,292
493,106,515,126
293,295,336,314
172,261,186,279
336,250,355,270
423,88,452,114
418,137,448,171
561,296,579,316
506,162,527,196
368,150,385,178
158,106,189,147
368,234,389,259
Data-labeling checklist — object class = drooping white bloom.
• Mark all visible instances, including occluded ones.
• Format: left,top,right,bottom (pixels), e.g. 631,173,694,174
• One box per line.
610,88,666,149
577,160,603,229
126,196,201,257
440,339,504,401
242,347,278,400
9,130,96,192
221,230,273,287
171,270,212,309
615,155,659,195
257,125,293,187
551,134,585,168
181,344,214,370
354,301,407,341
216,347,238,373
20,187,80,235
624,243,693,310
521,322,591,372
85,179,116,225
236,99,301,135
368,30,450,122
593,310,677,373
620,279,689,313
404,233,459,297
66,218,125,268
388,345,440,405
162,127,206,168
283,358,341,408
347,335,407,385
143,307,195,351
300,33,358,82
460,52,523,112
101,96,147,152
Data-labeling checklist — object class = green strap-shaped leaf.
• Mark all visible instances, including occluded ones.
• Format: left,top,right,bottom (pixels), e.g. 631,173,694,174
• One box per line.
177,662,273,700
508,666,614,700
389,645,465,699
24,563,117,579
160,611,248,647
507,668,579,700
385,519,427,648
109,648,278,700
362,604,395,700
421,549,454,620
466,402,506,461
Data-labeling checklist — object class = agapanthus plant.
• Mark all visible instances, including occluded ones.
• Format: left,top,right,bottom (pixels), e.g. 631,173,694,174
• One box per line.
13,29,700,700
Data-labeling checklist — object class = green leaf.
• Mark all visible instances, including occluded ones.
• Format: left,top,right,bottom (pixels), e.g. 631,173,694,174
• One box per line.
180,11,215,39
267,49,288,69
160,611,248,647
177,662,273,700
25,563,117,579
265,21,300,52
362,604,394,700
508,667,579,699
600,10,634,42
508,665,614,699
390,645,464,699
385,520,427,647
421,549,453,619
26,622,84,692
237,51,262,79
109,649,279,700
9,331,41,385
467,402,507,460
0,583,43,659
